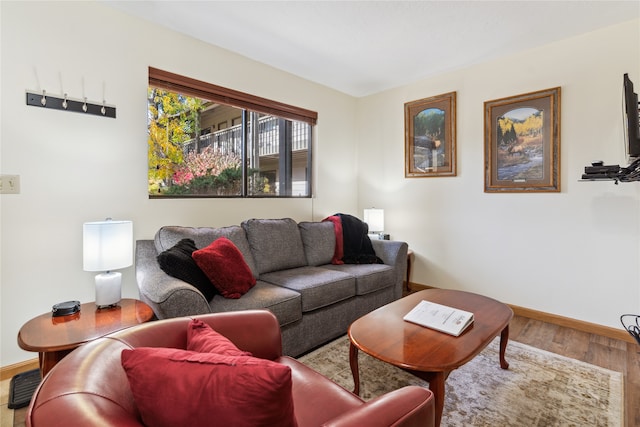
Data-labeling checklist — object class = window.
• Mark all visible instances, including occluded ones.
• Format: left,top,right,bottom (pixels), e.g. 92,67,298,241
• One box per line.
147,67,316,198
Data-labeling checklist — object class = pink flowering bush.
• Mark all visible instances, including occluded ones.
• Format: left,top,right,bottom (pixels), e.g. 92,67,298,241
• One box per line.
172,169,194,186
175,147,241,180
169,147,242,195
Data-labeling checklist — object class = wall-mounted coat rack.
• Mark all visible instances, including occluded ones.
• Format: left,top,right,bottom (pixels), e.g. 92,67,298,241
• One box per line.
26,91,116,118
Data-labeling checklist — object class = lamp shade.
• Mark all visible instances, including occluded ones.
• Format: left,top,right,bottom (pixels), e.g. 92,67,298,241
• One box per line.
83,220,133,272
363,208,384,233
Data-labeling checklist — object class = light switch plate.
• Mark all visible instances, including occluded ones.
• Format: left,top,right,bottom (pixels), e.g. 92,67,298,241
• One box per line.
0,175,20,194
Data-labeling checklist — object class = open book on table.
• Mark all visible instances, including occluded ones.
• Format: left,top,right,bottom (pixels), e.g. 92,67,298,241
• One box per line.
403,300,474,336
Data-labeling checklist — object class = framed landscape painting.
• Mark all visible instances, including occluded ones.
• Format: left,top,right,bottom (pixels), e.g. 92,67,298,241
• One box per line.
405,92,456,177
484,87,561,193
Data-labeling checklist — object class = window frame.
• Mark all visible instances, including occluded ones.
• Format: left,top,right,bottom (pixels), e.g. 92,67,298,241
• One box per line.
148,67,316,199
149,67,317,125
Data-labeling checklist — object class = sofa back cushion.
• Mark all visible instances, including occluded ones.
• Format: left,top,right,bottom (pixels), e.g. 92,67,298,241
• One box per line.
154,225,258,278
241,218,307,275
298,221,335,266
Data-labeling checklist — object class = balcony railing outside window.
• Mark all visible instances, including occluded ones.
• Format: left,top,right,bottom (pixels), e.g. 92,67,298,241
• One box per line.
183,116,309,157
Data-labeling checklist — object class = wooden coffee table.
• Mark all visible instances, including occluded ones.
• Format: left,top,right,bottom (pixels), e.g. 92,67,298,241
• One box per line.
348,289,513,427
18,299,154,377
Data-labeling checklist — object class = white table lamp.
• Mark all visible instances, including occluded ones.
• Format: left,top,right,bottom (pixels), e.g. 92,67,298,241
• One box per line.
83,219,133,308
364,208,384,239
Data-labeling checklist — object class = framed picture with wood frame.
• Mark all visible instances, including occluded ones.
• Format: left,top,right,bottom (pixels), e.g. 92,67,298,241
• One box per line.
484,87,561,193
405,92,456,177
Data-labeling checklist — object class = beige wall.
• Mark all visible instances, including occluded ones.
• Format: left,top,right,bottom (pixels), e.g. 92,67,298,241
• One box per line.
0,1,357,366
357,19,640,330
1,1,638,368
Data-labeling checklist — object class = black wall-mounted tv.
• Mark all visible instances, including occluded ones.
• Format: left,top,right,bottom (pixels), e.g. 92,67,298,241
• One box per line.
624,73,640,159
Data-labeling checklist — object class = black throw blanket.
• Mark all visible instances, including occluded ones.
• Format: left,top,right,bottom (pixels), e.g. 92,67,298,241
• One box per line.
335,213,383,264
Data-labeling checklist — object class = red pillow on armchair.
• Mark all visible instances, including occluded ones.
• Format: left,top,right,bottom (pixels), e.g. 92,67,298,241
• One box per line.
121,347,297,427
192,237,256,298
187,318,252,356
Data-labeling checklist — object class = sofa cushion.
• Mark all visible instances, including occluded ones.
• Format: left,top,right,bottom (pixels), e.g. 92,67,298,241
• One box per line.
187,319,252,356
156,238,218,301
193,237,256,299
260,266,355,312
121,347,297,427
209,281,302,327
154,225,258,277
298,221,335,266
242,218,307,274
322,264,395,295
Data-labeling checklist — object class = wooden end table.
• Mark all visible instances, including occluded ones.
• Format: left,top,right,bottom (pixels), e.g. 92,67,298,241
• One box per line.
18,298,154,377
348,289,513,427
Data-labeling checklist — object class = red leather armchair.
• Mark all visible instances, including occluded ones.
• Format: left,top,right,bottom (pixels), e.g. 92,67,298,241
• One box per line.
27,310,434,427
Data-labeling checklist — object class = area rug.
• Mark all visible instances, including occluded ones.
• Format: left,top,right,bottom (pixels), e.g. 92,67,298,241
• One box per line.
298,336,623,426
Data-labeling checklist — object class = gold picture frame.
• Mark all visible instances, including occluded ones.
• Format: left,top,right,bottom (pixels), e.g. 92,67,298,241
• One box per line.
405,92,456,177
484,87,561,193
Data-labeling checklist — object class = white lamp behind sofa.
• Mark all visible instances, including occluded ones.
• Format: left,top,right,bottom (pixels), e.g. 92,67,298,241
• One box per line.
364,208,384,240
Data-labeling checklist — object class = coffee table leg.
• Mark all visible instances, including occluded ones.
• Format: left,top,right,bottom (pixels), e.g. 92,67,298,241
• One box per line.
349,342,361,395
410,370,445,427
423,371,445,427
499,324,510,369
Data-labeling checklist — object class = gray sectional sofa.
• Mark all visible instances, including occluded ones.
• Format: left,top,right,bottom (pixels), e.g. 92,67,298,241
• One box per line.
135,218,408,357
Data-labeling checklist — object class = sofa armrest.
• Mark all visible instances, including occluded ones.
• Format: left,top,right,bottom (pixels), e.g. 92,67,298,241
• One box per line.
321,386,434,427
135,240,211,319
370,239,408,299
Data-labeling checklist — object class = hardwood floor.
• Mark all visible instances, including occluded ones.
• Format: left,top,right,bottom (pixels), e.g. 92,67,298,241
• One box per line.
2,314,638,426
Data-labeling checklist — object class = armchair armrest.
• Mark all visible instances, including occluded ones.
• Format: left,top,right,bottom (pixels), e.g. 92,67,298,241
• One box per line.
321,386,434,427
135,240,211,319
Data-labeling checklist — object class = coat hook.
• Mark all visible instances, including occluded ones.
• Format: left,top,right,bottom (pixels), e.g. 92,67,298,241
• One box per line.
26,90,116,118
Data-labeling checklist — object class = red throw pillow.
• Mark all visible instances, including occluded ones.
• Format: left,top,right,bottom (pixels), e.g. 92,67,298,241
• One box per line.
192,237,256,299
121,348,297,427
156,239,218,300
187,318,252,356
323,215,344,265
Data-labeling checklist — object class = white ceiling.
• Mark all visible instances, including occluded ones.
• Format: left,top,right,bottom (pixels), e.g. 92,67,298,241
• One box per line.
105,1,640,97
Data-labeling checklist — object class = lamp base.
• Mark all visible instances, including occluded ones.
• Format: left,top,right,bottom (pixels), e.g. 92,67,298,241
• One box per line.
95,271,121,308
367,232,390,241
